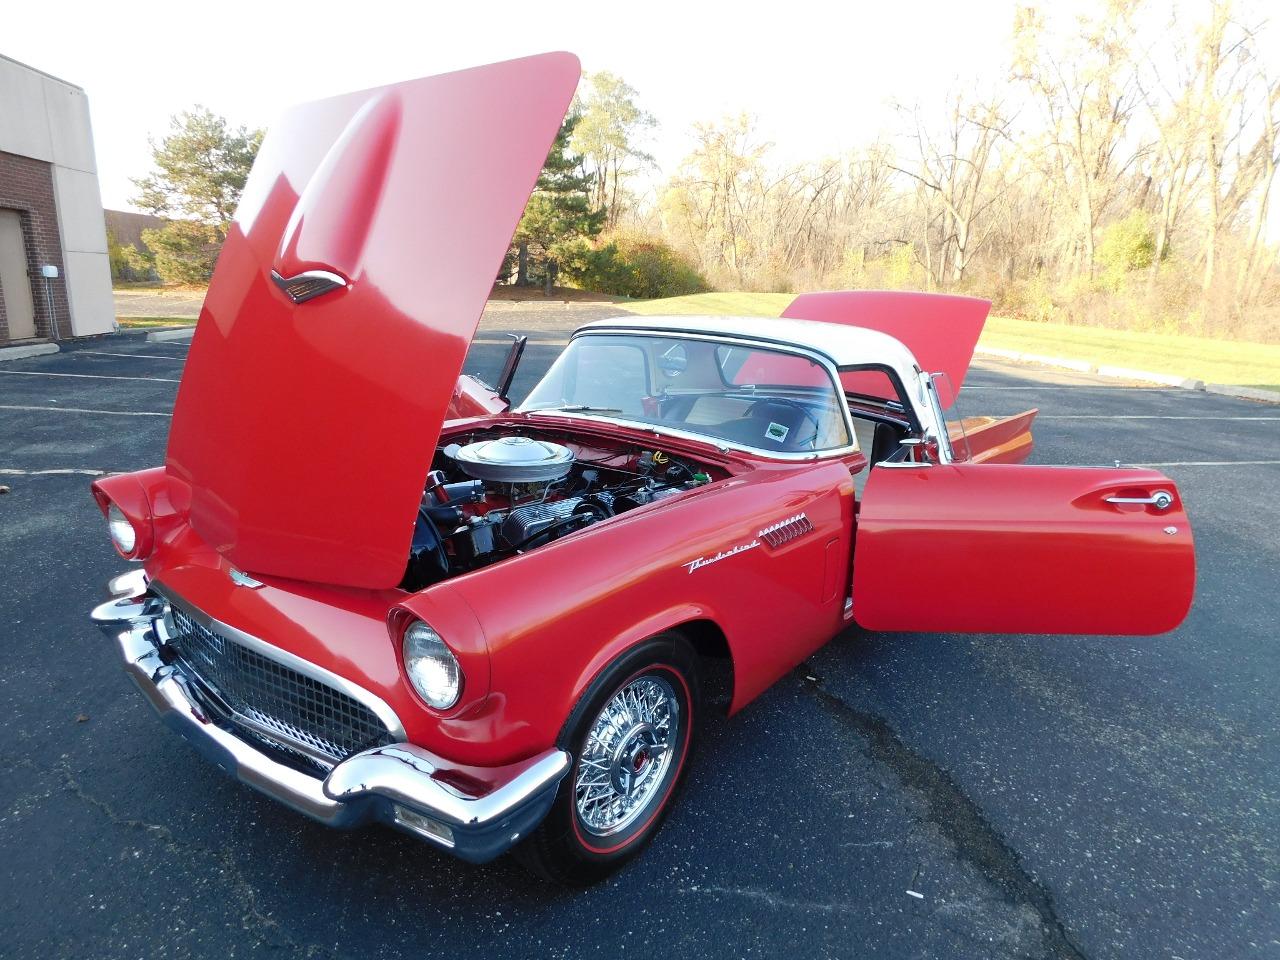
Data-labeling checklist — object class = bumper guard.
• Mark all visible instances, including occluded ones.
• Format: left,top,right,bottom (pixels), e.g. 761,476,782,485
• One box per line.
90,570,570,864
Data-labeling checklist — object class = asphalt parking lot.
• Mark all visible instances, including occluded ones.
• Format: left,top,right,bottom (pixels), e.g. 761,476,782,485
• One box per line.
2,306,1277,960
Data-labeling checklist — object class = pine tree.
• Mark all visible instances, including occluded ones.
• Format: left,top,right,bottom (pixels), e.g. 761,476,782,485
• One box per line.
131,107,262,283
511,115,604,292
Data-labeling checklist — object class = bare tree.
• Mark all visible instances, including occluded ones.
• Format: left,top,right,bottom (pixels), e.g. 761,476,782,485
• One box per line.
892,93,1013,286
1138,10,1207,286
661,115,774,287
1236,79,1280,305
1014,2,1151,278
1196,0,1279,311
570,72,657,227
645,0,1279,338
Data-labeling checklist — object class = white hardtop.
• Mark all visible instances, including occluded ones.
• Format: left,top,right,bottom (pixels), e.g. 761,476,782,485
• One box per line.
553,313,957,458
577,314,932,427
578,314,923,382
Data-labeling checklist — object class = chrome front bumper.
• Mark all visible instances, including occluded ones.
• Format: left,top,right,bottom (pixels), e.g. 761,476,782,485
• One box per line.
90,571,570,864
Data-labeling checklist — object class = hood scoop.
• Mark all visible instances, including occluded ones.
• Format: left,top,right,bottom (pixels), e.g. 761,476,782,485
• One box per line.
451,436,574,483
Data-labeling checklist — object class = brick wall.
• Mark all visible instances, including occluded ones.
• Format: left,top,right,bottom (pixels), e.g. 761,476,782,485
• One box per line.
104,208,164,251
0,150,72,343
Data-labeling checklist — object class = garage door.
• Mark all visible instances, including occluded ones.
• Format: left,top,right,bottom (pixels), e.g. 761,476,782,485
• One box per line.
0,209,37,341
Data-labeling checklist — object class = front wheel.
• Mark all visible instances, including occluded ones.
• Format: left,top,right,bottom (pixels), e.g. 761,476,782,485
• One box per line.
515,635,699,885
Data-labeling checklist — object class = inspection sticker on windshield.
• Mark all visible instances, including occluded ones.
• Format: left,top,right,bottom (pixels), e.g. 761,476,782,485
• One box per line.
765,422,790,443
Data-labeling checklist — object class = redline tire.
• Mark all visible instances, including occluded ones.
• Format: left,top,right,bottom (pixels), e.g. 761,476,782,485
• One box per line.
513,634,700,885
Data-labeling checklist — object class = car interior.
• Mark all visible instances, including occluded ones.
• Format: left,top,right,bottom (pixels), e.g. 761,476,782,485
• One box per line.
527,334,923,470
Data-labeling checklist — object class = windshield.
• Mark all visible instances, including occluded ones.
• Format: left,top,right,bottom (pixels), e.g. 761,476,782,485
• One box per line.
519,333,853,454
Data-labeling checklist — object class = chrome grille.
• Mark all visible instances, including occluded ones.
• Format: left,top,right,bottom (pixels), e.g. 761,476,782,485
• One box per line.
166,603,395,765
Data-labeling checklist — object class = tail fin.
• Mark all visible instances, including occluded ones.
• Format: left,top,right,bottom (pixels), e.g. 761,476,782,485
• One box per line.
949,409,1038,464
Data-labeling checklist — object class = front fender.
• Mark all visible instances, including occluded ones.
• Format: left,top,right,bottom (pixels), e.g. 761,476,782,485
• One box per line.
443,460,852,765
568,602,724,713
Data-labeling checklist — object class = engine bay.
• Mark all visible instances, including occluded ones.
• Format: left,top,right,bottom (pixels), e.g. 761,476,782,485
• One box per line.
401,428,725,591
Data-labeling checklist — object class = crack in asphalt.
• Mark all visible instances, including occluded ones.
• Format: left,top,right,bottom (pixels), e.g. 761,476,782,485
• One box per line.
54,757,337,960
684,883,862,914
680,884,1040,960
800,675,1090,960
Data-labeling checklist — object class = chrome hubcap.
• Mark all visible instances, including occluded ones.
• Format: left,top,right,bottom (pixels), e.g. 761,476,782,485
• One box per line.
575,675,680,836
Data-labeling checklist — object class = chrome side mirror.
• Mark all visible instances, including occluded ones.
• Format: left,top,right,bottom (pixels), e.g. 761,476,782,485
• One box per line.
881,436,935,468
901,436,936,462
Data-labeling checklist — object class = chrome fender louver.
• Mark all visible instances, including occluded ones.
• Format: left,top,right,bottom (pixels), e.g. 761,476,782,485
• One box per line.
758,513,814,549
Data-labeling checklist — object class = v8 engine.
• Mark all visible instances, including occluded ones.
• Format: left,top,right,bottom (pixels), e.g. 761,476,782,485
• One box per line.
400,430,715,591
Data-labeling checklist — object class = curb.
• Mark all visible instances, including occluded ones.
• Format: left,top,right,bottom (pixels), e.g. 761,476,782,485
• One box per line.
972,345,1276,404
146,328,196,343
1205,384,1280,404
1094,365,1205,390
1018,352,1094,373
0,342,59,362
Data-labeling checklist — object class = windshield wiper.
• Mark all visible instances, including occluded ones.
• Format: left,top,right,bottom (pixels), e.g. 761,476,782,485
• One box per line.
526,403,624,415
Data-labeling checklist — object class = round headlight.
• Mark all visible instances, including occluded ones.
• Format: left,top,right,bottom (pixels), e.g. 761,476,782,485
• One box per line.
402,620,463,710
107,503,138,557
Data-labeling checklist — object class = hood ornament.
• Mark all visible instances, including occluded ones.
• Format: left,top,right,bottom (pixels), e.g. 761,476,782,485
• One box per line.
271,269,348,304
229,568,264,589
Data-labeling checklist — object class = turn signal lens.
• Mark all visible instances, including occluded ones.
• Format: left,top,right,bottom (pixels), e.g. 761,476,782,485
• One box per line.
402,620,463,710
107,503,138,557
393,805,456,847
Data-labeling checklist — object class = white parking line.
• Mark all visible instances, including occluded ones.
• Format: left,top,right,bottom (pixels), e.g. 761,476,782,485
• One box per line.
1038,415,1280,420
73,350,187,361
0,404,171,417
963,385,1174,391
0,370,180,383
0,467,105,476
1132,460,1280,467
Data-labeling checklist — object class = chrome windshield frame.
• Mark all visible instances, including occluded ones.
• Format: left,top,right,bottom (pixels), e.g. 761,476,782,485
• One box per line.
518,329,862,463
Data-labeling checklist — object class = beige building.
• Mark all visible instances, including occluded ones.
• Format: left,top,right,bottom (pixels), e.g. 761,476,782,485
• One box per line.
0,54,114,345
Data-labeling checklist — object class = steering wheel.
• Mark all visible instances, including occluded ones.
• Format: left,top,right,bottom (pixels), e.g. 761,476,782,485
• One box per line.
748,397,823,449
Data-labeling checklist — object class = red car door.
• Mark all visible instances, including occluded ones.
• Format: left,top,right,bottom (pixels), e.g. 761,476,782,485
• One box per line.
852,463,1195,635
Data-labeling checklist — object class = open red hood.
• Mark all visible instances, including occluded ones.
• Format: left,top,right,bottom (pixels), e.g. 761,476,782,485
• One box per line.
782,291,989,396
165,53,580,589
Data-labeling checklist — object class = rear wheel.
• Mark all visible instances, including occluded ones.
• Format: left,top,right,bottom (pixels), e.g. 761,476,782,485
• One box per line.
515,635,699,885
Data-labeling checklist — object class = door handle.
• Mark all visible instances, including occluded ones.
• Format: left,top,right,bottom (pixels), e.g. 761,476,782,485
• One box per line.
1105,490,1173,511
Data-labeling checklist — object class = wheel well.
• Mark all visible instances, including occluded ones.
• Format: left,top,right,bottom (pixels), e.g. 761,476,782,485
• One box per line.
672,619,734,714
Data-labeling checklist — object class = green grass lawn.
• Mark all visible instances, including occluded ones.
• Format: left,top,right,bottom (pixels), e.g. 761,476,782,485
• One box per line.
980,317,1280,390
623,292,1280,390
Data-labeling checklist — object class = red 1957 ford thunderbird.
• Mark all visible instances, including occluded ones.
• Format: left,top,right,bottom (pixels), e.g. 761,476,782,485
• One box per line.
89,52,1195,885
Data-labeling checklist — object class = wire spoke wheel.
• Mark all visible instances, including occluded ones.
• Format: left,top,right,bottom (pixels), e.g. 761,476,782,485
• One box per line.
516,637,698,885
574,674,680,837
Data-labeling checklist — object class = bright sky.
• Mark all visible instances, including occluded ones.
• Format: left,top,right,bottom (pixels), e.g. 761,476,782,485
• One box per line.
4,0,1026,211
